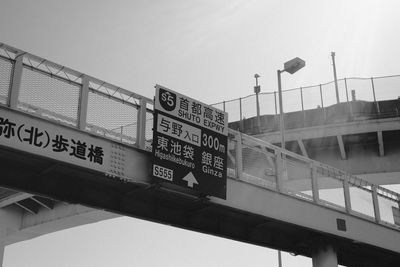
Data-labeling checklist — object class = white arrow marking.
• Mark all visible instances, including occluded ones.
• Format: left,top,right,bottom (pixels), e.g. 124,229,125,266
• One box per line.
182,172,199,188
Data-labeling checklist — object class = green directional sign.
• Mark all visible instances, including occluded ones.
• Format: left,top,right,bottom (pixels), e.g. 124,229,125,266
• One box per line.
152,85,228,199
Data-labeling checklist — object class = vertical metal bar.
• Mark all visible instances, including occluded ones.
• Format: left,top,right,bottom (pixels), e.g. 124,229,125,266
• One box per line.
300,87,306,127
235,132,243,180
319,84,324,108
311,162,320,203
343,176,352,213
372,185,381,223
8,52,24,109
300,87,304,111
345,77,353,118
275,151,284,192
78,75,89,130
277,70,285,150
331,52,340,103
223,101,226,112
319,84,326,122
136,98,147,149
274,91,278,115
239,98,243,132
256,93,261,132
371,77,380,114
344,78,349,102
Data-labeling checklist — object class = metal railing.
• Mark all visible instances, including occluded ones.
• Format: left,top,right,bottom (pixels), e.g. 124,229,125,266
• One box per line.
212,75,400,124
1,42,399,230
228,129,400,229
0,42,154,150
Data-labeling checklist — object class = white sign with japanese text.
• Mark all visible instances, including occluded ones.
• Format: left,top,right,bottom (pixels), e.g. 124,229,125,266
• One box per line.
0,108,110,174
156,113,201,147
155,85,228,136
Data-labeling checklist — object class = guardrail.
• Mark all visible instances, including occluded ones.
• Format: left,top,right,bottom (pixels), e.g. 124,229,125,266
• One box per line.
0,42,154,150
1,42,399,230
228,129,400,230
211,74,400,125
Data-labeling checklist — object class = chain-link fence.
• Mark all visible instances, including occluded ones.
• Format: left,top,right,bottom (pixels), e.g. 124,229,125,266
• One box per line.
0,43,153,150
0,55,13,105
212,75,400,128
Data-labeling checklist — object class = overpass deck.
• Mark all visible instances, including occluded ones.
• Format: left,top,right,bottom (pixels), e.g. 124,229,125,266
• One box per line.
1,42,400,266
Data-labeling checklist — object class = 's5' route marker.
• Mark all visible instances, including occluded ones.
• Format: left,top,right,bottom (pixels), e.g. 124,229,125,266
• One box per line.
152,85,228,199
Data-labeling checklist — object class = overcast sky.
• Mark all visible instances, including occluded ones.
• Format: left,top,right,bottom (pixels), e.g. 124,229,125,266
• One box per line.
1,0,400,105
1,0,400,266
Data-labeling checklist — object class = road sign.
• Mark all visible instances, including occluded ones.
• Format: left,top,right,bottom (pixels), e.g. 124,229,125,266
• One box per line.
152,85,228,199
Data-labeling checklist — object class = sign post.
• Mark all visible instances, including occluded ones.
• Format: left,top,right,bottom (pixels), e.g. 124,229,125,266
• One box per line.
152,85,228,199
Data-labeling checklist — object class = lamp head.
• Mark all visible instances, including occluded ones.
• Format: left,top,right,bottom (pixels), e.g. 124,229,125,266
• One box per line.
283,57,305,74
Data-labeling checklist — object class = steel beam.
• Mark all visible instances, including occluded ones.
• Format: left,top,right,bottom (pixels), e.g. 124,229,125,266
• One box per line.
297,138,309,158
78,75,89,130
0,192,32,208
336,135,346,160
377,131,384,157
8,52,24,109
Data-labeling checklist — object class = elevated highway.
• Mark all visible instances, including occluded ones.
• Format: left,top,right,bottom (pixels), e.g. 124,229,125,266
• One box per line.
230,99,400,186
1,43,400,266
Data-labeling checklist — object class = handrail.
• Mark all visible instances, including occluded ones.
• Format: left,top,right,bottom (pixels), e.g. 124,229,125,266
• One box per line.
1,41,399,230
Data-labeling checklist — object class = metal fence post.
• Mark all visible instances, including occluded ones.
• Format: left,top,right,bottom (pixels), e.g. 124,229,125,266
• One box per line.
319,84,324,108
300,87,304,111
256,93,261,133
372,185,381,223
274,91,278,115
78,75,89,130
136,98,147,149
319,84,326,122
343,176,352,213
371,77,380,115
344,78,353,117
310,162,320,203
235,132,243,180
300,87,306,127
275,151,284,192
8,52,24,109
239,98,243,132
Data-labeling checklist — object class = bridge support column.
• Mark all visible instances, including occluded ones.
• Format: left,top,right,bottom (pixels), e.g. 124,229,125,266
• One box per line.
312,244,338,267
0,236,4,267
0,207,23,267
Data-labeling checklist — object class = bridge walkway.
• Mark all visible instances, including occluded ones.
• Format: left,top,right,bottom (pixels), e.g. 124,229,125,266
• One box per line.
1,42,400,266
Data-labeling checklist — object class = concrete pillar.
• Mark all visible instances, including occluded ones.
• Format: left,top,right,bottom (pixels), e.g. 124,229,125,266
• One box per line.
312,244,338,267
0,238,4,267
0,227,8,267
0,206,25,267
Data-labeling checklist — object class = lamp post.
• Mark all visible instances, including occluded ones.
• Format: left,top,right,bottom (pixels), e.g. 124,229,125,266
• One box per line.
254,74,261,132
276,57,305,267
331,52,340,104
277,57,305,149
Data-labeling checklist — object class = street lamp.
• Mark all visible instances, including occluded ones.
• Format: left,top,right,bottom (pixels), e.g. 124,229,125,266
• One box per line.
277,57,305,149
276,56,305,267
254,74,261,132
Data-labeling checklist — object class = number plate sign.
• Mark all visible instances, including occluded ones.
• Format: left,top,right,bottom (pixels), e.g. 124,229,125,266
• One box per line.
152,85,228,199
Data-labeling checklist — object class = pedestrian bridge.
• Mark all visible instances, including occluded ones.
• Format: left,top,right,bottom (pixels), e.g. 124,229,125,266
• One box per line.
1,43,400,266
